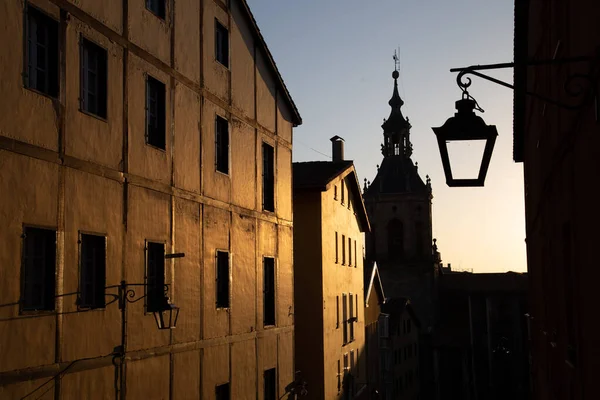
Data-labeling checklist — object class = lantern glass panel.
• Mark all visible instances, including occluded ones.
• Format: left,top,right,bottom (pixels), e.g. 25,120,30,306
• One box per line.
445,139,487,180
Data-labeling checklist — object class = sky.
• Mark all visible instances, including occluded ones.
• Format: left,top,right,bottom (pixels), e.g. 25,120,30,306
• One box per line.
247,0,526,273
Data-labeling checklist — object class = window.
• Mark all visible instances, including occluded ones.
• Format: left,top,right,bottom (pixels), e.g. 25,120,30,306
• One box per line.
341,235,346,265
379,314,389,338
354,240,357,268
21,227,56,311
335,232,339,263
80,38,107,118
146,242,165,312
146,0,165,19
343,353,349,374
79,234,106,309
215,20,229,67
336,295,340,329
355,294,358,322
341,180,345,204
216,250,230,308
264,368,276,400
349,293,355,342
387,219,404,260
263,257,275,326
146,76,166,150
215,116,229,174
25,5,59,97
337,360,341,393
348,237,352,266
216,383,230,400
350,350,355,372
334,185,338,200
262,143,275,212
342,293,348,344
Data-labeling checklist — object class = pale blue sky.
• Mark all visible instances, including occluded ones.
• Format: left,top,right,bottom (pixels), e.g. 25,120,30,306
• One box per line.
247,0,526,273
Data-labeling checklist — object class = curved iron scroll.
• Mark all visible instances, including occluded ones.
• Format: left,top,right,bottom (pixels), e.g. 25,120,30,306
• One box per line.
452,57,598,112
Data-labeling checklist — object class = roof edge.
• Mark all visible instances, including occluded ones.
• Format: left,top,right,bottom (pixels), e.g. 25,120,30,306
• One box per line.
240,0,302,126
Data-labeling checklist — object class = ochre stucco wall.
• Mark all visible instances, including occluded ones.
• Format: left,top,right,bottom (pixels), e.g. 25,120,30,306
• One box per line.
0,0,298,398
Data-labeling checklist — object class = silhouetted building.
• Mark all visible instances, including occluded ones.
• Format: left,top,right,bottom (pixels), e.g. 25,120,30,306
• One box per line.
514,1,600,399
434,272,529,400
364,262,387,399
293,138,370,400
363,68,438,400
0,0,301,398
382,298,421,400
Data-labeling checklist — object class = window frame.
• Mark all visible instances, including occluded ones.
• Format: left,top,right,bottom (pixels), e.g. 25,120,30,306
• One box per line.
23,3,59,98
20,225,57,313
342,293,348,344
145,240,167,313
145,74,166,150
264,368,277,400
78,231,107,310
262,142,275,212
215,382,230,400
335,231,339,264
79,36,108,120
349,292,355,342
263,256,276,327
215,19,229,68
215,115,230,175
145,0,166,19
215,249,230,309
341,234,346,265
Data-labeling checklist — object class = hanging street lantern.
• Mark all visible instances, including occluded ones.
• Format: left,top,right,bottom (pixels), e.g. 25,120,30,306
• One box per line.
432,94,498,187
153,300,180,330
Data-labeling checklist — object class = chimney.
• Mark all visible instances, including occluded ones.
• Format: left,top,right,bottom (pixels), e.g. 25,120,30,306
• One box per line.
330,135,345,162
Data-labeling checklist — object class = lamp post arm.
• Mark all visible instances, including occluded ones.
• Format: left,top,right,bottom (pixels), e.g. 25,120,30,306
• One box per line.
449,56,598,111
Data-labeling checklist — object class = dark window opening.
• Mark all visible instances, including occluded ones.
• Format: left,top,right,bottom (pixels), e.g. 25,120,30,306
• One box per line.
215,116,229,174
146,76,166,150
262,143,275,212
216,383,230,400
215,20,229,67
342,293,348,344
80,38,107,118
264,368,276,400
146,242,166,312
387,219,404,260
25,5,59,97
21,227,56,311
146,0,165,19
216,251,230,308
79,234,106,309
263,257,276,326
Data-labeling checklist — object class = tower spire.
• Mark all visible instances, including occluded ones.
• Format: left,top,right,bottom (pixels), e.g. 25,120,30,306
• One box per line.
381,52,412,158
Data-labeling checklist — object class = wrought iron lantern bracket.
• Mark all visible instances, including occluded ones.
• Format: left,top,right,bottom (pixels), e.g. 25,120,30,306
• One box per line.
450,55,599,111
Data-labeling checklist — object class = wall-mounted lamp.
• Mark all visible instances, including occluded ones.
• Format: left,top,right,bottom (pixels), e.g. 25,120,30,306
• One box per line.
432,55,598,187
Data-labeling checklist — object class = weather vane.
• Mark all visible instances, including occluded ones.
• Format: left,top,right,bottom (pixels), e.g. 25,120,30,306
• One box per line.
393,49,400,72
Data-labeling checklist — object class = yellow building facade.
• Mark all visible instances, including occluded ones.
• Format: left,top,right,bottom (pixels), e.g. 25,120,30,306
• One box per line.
0,0,300,398
293,145,370,400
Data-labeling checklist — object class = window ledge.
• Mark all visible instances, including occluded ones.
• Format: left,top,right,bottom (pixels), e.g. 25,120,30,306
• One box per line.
79,108,108,123
24,85,59,101
145,142,167,152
